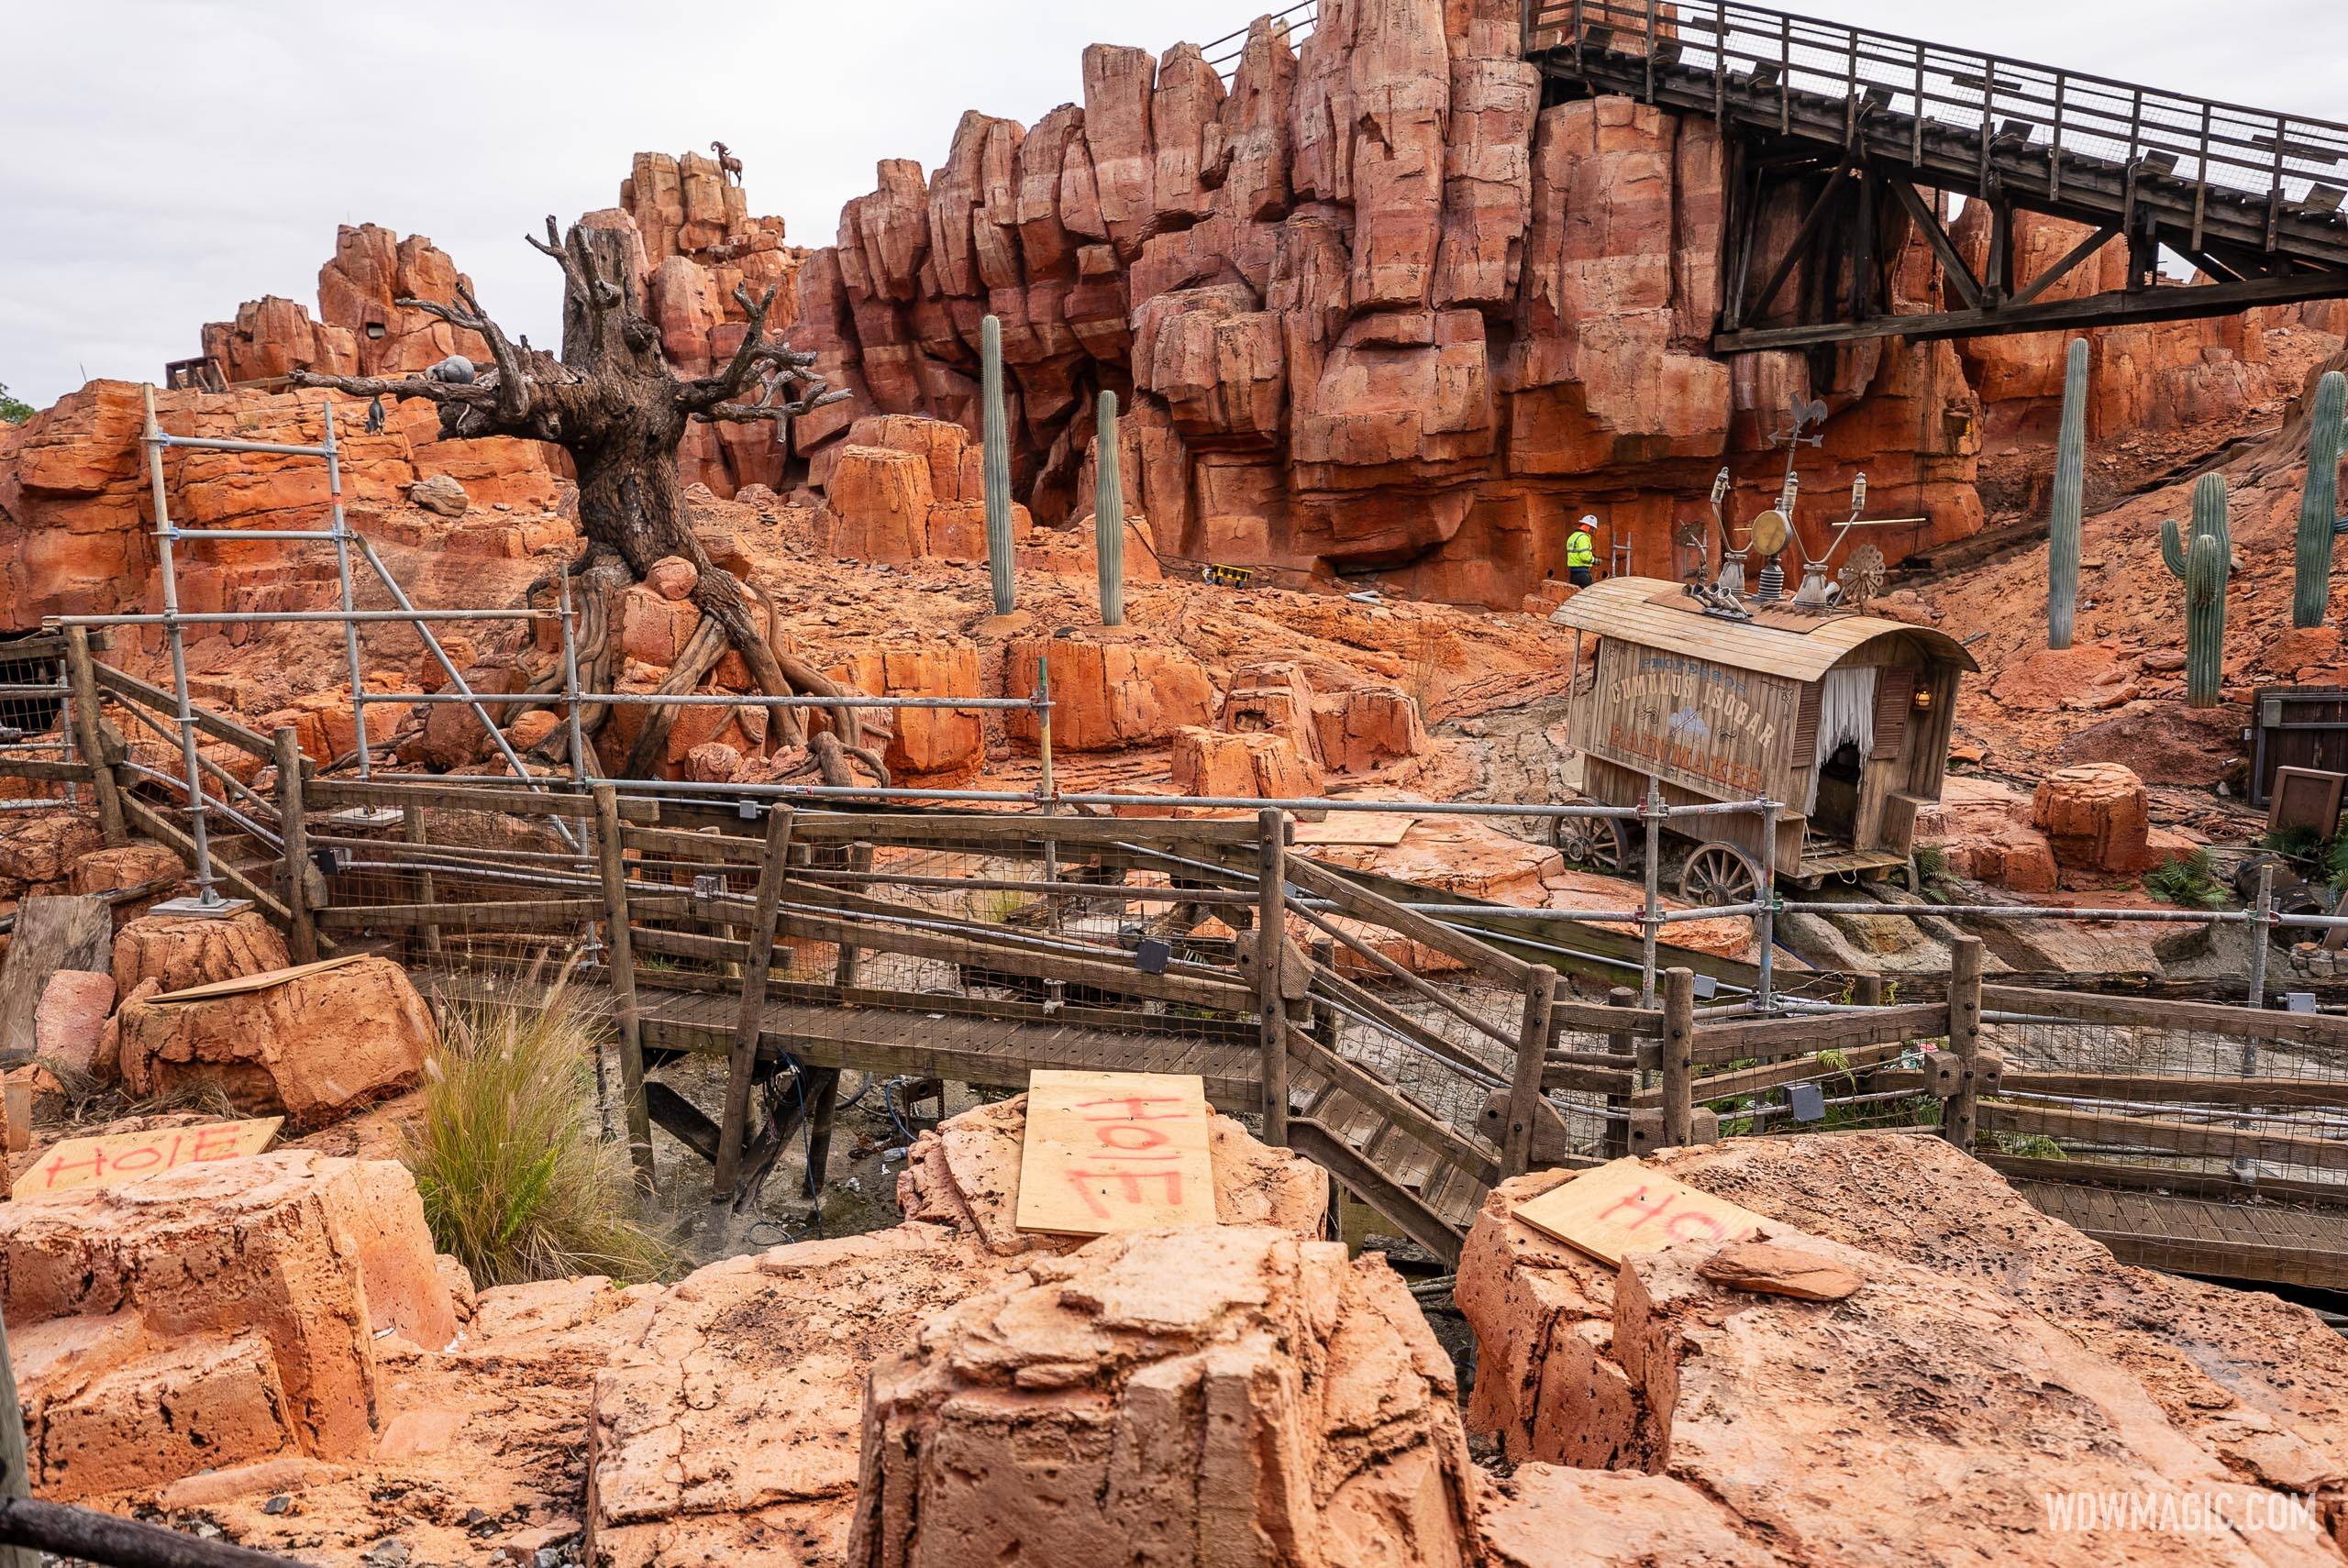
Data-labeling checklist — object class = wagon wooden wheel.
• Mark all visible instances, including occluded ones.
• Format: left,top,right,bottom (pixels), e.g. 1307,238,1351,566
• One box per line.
1679,842,1762,907
1552,813,1634,871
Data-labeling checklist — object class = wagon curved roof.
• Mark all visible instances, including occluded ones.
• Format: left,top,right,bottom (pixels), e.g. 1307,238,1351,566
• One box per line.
1551,577,1979,683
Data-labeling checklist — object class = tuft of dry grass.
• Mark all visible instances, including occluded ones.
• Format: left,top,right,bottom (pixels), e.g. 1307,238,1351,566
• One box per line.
404,967,675,1287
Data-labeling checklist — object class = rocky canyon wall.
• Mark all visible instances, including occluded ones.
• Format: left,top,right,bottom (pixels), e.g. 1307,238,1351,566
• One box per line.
782,0,1986,606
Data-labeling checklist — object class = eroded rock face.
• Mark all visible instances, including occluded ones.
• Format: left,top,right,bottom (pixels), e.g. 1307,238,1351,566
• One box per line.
1458,1137,2348,1560
0,1150,454,1499
848,1227,1483,1568
110,909,290,996
2031,760,2157,874
114,954,436,1125
785,8,1986,606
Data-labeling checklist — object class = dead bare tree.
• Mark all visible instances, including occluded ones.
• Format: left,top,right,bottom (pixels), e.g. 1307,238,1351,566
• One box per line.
293,217,881,783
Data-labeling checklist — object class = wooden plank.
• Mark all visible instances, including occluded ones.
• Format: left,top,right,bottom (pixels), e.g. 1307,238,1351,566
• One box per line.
1013,1069,1218,1237
1288,1117,1467,1265
595,785,652,1183
1982,1101,2348,1175
786,811,1261,846
94,664,271,756
1291,813,1416,848
1311,963,1511,1089
150,954,368,1003
62,628,125,847
1878,1069,2348,1110
1287,1027,1501,1187
716,805,794,1199
1984,983,2348,1049
306,778,657,823
0,757,92,783
1283,854,1534,986
316,899,618,932
1510,1157,1770,1266
1257,808,1290,1145
1634,1041,1911,1107
1690,1001,1950,1065
16,1117,282,1196
0,896,114,1062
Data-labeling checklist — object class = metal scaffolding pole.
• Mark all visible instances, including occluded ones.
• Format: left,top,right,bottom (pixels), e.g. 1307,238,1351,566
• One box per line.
138,384,245,917
321,401,376,779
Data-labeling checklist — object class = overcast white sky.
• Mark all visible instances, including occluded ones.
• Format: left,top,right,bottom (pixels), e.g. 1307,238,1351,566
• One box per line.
1,0,2336,409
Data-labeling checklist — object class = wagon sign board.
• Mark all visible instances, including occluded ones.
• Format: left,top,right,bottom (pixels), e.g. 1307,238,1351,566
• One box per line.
1590,646,1800,801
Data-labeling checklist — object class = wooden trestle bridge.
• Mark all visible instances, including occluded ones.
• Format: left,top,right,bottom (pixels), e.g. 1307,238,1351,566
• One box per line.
1211,0,2348,348
5,631,2345,1287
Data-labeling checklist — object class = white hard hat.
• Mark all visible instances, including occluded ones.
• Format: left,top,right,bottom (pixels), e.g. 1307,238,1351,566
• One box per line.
1578,514,1598,529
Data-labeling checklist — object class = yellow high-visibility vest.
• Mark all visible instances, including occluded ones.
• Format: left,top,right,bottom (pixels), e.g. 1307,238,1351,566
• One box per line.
1566,531,1596,569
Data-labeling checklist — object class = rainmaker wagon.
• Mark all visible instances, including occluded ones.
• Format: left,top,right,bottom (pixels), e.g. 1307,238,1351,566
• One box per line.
1551,577,1977,902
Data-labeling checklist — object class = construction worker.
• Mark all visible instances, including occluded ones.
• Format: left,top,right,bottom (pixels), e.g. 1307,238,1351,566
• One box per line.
1566,515,1599,588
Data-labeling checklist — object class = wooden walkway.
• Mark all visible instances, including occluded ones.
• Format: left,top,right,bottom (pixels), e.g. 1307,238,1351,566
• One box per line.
2010,1179,2348,1293
416,965,1498,1259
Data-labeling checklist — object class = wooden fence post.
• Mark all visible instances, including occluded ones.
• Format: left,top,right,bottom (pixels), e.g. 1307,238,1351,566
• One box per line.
1945,936,1984,1152
832,841,869,992
593,785,653,1186
271,728,317,965
1256,808,1290,1146
1603,984,1637,1157
1502,965,1559,1176
61,628,124,848
715,802,795,1201
1662,966,1697,1148
404,802,441,959
1854,973,1885,1008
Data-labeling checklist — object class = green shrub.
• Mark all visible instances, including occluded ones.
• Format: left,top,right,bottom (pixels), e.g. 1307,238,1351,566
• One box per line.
2146,849,2227,911
1911,845,1947,885
2258,825,2325,861
0,383,31,424
405,971,675,1287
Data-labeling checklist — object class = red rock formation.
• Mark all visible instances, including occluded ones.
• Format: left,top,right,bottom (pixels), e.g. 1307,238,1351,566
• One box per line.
0,1150,456,1499
785,6,1986,607
0,380,562,631
114,954,437,1126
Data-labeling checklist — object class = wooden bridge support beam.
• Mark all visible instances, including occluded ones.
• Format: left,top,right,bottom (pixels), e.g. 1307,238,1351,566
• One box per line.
803,1066,843,1198
593,785,654,1185
61,628,124,848
1257,808,1290,1146
715,803,795,1202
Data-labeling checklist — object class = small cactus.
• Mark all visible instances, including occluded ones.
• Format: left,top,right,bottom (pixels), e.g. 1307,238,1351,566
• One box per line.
2157,473,2232,708
981,315,1014,616
2047,337,2088,649
2291,370,2346,629
1094,390,1125,627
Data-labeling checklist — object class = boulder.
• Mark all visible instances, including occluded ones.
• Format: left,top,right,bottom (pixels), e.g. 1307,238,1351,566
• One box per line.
829,637,986,781
0,812,104,897
1458,1138,2348,1557
114,955,436,1126
0,1151,454,1499
67,843,186,900
1003,628,1215,751
646,554,699,601
406,473,470,517
110,909,291,996
33,969,116,1081
1170,724,1324,798
2031,761,2156,874
847,1228,1484,1568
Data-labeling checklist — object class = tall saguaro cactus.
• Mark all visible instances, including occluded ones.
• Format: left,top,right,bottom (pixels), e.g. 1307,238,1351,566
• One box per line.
2158,473,2233,708
980,315,1015,616
1094,389,1125,627
2047,337,2089,649
2291,370,2347,628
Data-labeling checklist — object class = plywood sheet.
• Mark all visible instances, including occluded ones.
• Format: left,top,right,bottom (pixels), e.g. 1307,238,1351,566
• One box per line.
152,953,367,1004
1292,813,1417,848
1014,1069,1217,1238
1511,1156,1769,1266
0,895,112,1061
15,1117,283,1198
